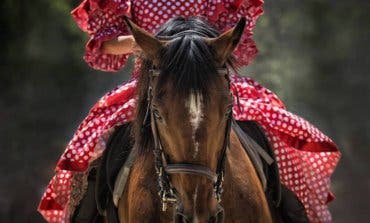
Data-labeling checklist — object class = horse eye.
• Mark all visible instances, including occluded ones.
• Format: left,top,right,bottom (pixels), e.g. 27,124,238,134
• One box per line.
225,105,233,116
153,109,163,121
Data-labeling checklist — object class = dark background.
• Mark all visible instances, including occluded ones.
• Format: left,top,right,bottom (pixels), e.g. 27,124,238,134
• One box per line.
1,0,369,222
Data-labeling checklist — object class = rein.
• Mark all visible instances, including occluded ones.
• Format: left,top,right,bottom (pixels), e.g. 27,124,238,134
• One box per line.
144,66,233,212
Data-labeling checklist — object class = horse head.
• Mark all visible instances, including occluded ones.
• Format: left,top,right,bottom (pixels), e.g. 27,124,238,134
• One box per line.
125,16,246,223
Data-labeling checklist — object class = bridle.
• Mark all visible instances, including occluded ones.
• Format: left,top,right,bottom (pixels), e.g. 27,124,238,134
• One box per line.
143,66,233,221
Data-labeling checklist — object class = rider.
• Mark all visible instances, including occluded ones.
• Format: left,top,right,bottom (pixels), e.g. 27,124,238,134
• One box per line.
38,1,340,222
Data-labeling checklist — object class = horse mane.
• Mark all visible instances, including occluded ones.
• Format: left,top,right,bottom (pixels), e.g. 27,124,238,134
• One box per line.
133,16,239,155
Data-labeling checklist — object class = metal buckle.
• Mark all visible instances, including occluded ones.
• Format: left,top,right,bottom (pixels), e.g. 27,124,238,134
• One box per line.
149,69,161,77
214,171,225,203
217,68,229,76
161,191,177,211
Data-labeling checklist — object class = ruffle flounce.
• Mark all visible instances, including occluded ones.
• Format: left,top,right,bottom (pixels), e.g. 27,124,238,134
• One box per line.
231,74,340,222
206,0,264,66
71,0,132,72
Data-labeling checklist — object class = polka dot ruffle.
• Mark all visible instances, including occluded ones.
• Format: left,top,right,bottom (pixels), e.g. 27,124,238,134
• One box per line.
38,79,138,222
207,0,264,66
71,0,264,72
71,0,132,72
38,170,72,223
230,74,340,223
57,79,137,172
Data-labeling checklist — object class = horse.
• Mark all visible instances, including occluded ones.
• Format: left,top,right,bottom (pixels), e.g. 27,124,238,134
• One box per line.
94,16,283,223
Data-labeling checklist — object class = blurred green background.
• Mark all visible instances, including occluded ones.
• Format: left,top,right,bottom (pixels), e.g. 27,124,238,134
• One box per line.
1,0,369,222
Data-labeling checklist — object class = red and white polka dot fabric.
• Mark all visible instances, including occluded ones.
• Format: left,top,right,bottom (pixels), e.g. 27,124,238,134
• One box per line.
230,75,340,222
38,1,340,223
71,0,263,72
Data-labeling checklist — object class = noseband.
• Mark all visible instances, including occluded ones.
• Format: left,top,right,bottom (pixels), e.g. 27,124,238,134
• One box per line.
144,66,233,215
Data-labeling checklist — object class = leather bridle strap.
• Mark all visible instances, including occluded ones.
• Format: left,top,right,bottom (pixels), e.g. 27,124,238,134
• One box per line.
213,112,232,201
164,163,217,183
165,164,218,183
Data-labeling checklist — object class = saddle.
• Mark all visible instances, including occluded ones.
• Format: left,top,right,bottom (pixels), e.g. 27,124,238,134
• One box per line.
71,124,134,223
233,120,281,206
72,121,308,222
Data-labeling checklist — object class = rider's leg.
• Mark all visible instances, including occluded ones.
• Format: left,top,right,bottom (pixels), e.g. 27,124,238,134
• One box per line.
71,166,103,223
280,185,310,223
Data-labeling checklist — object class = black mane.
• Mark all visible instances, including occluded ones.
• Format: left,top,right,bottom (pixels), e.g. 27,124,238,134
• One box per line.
133,16,238,154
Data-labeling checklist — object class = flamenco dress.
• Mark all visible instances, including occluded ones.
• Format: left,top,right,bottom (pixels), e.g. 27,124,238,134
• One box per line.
38,1,341,222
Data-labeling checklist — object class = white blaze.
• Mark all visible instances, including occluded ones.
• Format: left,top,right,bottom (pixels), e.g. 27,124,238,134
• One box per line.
186,92,203,159
193,185,199,223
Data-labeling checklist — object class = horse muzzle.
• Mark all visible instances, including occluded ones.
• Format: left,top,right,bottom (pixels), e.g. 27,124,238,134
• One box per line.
174,205,225,223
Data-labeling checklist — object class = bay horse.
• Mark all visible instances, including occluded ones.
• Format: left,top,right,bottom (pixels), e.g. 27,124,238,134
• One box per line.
100,17,279,223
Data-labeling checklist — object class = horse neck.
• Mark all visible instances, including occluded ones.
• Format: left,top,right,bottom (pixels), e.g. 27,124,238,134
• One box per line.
221,129,273,222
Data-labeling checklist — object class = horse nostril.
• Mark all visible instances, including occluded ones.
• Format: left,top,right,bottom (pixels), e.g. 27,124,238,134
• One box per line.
215,211,225,223
175,212,191,223
209,216,216,223
209,205,225,223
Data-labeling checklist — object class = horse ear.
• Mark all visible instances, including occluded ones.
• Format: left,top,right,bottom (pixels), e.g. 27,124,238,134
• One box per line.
123,16,165,65
205,18,246,65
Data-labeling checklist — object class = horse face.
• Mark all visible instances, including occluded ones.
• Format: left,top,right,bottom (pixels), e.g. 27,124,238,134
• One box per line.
152,80,231,221
125,17,245,222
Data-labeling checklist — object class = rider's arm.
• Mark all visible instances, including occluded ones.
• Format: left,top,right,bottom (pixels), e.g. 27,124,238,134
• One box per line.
101,35,140,55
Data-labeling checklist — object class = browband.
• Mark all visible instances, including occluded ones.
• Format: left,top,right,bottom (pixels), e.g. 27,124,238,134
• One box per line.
149,68,229,77
156,30,211,40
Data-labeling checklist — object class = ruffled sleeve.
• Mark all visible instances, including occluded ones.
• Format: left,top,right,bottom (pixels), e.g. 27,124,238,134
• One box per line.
206,0,264,66
71,0,132,72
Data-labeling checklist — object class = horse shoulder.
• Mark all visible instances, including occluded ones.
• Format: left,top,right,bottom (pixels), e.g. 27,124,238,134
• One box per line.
222,130,273,223
118,153,163,223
